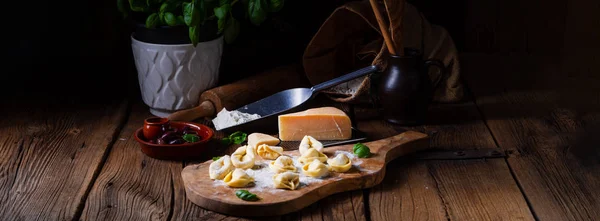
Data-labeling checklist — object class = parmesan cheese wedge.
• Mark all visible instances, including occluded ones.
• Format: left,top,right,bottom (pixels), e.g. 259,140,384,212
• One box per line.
277,107,352,141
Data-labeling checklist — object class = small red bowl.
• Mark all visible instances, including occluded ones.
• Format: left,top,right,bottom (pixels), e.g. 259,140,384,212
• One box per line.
134,121,214,160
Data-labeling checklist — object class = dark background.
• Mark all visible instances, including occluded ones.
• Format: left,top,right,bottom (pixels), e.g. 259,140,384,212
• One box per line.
4,0,598,102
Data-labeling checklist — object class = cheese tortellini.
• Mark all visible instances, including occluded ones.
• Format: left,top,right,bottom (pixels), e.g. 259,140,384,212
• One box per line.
248,133,280,149
327,153,352,173
257,144,284,160
298,148,328,165
209,155,234,180
302,159,330,178
223,168,254,187
299,135,323,155
269,155,297,173
273,171,300,190
231,145,256,169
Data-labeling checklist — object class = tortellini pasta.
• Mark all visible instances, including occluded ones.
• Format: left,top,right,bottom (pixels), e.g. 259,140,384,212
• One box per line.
273,171,300,190
231,145,256,169
257,144,284,160
327,153,352,173
302,159,330,178
269,155,297,173
299,135,323,155
248,133,280,149
223,168,254,187
209,155,234,180
298,148,328,165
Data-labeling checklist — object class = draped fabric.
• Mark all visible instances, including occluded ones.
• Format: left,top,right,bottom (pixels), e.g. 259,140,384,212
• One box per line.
303,0,464,104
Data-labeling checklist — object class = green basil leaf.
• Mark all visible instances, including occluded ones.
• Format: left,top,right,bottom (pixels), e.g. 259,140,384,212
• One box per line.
145,13,160,28
183,134,200,143
118,0,129,17
212,156,222,161
235,190,259,201
232,135,246,144
164,12,177,26
194,0,206,24
217,17,226,34
353,143,366,153
229,131,247,144
224,17,240,44
215,4,231,33
221,137,232,145
160,2,169,13
159,12,165,23
268,0,283,12
248,0,267,26
129,0,146,12
189,25,200,47
219,0,231,5
183,2,200,26
160,2,179,14
214,4,231,19
355,146,371,158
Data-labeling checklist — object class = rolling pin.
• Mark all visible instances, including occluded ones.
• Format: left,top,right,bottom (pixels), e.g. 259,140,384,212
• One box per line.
167,64,309,122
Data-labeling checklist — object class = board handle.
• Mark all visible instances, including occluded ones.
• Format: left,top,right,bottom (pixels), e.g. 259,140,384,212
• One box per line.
370,131,430,164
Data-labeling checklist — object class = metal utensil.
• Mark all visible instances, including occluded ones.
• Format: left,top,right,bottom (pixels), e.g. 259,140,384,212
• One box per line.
217,65,379,134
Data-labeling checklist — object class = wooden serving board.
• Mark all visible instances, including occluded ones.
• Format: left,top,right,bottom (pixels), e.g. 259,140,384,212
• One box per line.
181,131,430,217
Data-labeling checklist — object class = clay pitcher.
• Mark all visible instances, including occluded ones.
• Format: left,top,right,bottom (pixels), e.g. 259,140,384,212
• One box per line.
378,48,445,125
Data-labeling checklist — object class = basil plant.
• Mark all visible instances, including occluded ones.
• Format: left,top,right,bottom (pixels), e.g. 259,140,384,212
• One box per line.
118,0,284,46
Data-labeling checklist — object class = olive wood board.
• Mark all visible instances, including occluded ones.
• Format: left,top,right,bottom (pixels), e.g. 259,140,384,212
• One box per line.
181,131,429,217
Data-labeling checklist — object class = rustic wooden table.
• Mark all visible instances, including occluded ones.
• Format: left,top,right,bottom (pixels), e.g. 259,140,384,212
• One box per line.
2,54,599,221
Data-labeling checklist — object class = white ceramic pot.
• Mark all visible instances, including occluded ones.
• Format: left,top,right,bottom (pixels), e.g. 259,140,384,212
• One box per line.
131,35,223,117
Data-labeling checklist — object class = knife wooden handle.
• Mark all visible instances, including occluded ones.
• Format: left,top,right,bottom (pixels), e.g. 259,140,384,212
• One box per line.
168,64,309,122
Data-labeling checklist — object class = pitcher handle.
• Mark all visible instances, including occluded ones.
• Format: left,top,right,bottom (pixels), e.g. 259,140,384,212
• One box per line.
424,59,446,90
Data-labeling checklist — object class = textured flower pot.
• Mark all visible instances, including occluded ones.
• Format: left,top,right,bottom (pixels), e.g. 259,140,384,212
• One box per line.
131,33,223,117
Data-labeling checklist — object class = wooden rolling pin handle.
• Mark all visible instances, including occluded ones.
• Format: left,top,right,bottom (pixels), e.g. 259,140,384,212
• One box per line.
167,101,216,122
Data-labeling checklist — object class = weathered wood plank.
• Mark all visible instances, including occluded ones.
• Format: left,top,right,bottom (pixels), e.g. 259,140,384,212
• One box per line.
81,102,265,221
429,159,534,220
367,159,446,221
462,54,600,220
0,99,128,221
363,101,535,221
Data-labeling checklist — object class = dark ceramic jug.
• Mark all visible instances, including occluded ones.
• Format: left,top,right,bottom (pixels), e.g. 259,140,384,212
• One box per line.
378,48,445,125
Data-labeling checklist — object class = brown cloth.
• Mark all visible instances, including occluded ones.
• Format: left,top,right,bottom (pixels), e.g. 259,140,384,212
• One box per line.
302,0,464,104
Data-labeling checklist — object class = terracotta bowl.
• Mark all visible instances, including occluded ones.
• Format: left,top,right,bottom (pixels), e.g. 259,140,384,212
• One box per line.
134,121,214,160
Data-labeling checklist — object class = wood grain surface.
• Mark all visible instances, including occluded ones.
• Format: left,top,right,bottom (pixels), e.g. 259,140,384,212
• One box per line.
462,54,600,220
81,103,239,221
181,131,430,217
0,100,128,221
361,101,535,221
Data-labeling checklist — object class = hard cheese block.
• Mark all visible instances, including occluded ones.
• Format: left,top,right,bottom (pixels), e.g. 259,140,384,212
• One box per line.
278,107,352,141
248,133,281,148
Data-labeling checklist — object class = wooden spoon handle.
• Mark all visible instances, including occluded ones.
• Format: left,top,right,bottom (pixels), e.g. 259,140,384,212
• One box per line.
167,101,215,122
369,0,397,55
383,0,405,56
